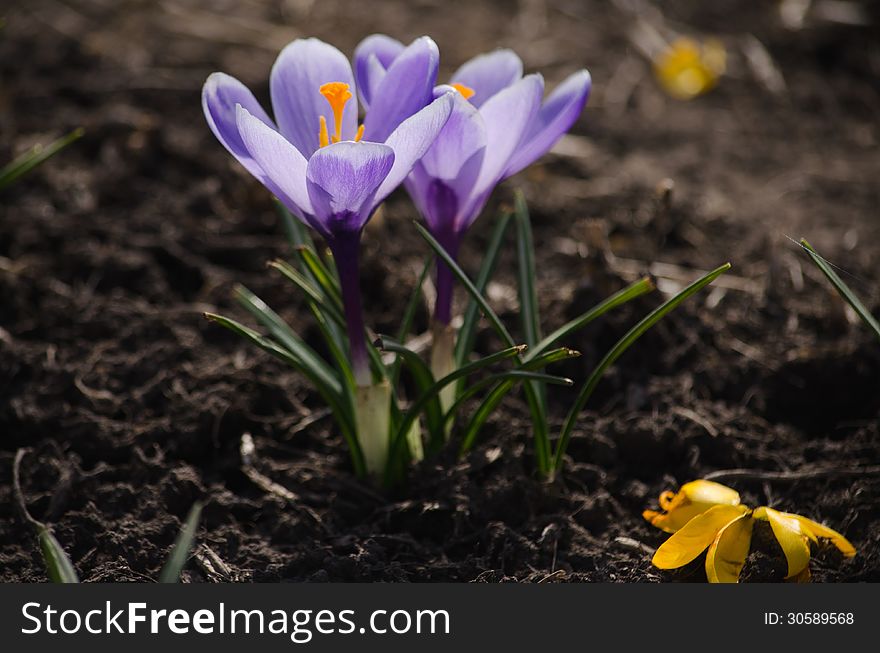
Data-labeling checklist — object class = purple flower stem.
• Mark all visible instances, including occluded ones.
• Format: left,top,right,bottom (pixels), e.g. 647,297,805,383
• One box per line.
433,226,461,327
329,231,372,387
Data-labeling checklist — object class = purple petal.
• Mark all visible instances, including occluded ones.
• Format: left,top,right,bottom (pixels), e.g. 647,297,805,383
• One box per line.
202,73,276,180
353,34,405,109
463,74,544,225
418,93,486,183
450,49,523,108
270,38,357,159
235,104,313,221
409,93,486,232
374,92,454,204
362,36,440,143
504,69,591,178
306,141,395,234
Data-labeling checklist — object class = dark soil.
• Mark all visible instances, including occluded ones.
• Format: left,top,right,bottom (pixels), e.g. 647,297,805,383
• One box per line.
1,0,879,582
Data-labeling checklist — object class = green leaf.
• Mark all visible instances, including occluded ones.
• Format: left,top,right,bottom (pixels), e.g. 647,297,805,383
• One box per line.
269,259,346,328
417,221,516,349
234,285,342,394
297,245,343,307
514,192,541,348
385,344,527,485
391,258,433,386
454,212,513,366
377,336,443,450
0,128,84,190
553,262,731,476
512,193,550,467
526,276,656,362
416,220,554,470
38,526,79,583
204,311,362,475
801,239,880,342
159,502,203,583
458,348,581,455
276,201,316,255
447,369,574,431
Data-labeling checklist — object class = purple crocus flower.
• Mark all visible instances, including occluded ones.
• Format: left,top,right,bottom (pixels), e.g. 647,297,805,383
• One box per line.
203,37,452,386
356,38,592,326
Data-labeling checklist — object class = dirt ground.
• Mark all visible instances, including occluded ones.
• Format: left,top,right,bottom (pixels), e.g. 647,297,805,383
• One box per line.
1,0,879,582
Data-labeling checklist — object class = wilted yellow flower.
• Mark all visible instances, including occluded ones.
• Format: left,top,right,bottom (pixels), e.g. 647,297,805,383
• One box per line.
653,37,726,101
644,481,856,582
642,479,741,533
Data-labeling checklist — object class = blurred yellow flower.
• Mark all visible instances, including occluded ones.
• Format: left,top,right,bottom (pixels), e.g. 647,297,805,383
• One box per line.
644,481,856,582
653,37,726,100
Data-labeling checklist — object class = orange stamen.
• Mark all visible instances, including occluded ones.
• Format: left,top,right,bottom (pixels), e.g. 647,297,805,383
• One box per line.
319,82,352,144
451,83,475,100
354,124,365,142
318,115,330,149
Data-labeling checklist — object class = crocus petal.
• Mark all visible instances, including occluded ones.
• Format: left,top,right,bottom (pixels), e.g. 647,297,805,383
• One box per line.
354,34,405,109
306,141,395,234
643,480,742,534
202,73,277,180
270,38,357,158
235,104,313,220
705,514,754,583
504,69,592,178
783,513,856,558
410,95,486,234
451,49,523,108
374,92,454,204
362,36,440,143
418,92,486,183
459,74,543,228
757,507,812,580
652,504,749,570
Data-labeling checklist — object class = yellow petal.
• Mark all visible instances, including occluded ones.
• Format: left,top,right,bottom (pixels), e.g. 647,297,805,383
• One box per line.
682,480,741,506
644,480,741,533
782,513,856,558
756,507,812,579
787,566,811,583
706,514,754,583
653,504,749,570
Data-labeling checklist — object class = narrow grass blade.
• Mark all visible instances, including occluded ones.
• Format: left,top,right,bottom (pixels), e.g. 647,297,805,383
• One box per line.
391,258,433,386
527,277,656,362
458,348,581,455
454,212,513,366
446,370,574,431
514,192,541,348
234,285,341,392
276,201,316,254
159,502,203,583
378,336,443,448
417,220,553,469
297,245,343,306
269,259,346,327
512,193,550,465
0,128,84,190
38,526,79,583
385,344,526,484
553,262,731,475
204,311,361,475
417,221,516,348
801,239,880,342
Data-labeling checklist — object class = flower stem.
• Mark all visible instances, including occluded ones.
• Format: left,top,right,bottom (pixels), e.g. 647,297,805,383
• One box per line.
430,319,457,429
433,227,460,326
329,232,371,387
354,380,391,476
